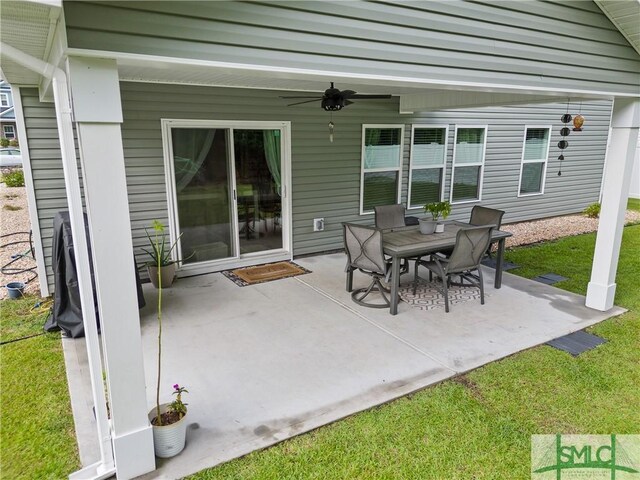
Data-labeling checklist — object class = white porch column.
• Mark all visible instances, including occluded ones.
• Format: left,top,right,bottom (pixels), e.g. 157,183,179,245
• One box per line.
67,57,155,479
586,97,639,311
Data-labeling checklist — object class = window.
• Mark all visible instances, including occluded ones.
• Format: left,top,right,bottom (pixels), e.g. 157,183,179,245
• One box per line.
450,126,487,203
0,93,9,107
408,125,448,208
518,126,551,196
360,125,404,214
3,125,15,139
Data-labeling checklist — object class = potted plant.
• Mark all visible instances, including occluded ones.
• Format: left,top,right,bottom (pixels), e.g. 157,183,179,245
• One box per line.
149,384,189,458
146,227,190,458
142,220,181,288
419,201,452,234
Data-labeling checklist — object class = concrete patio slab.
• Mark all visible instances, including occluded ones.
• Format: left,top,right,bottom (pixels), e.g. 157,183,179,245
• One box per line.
64,252,625,479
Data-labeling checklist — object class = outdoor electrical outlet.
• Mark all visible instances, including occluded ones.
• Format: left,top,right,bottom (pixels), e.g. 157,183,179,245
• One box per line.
313,218,325,232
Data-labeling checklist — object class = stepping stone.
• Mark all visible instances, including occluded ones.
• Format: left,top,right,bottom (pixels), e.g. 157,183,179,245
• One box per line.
532,272,568,285
480,257,519,270
546,330,606,356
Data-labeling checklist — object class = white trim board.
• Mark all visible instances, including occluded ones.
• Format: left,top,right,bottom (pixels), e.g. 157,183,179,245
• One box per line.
65,48,638,99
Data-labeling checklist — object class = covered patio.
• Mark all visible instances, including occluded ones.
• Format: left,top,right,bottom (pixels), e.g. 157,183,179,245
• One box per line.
64,252,624,479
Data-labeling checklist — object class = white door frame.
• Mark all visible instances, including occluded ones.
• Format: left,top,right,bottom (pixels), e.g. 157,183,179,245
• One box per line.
161,119,292,275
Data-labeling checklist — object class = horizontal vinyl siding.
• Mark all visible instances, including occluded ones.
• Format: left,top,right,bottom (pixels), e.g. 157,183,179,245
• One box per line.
23,82,612,289
120,82,610,258
63,1,640,95
19,89,70,292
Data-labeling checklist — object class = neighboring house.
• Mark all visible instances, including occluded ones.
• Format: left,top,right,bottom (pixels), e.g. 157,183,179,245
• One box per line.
0,80,17,139
1,1,638,479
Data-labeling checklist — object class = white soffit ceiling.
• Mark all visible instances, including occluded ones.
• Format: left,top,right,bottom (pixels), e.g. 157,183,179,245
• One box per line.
0,0,60,85
596,0,640,54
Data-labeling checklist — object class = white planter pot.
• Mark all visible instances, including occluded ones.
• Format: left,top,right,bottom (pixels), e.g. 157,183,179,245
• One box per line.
435,223,445,233
149,403,188,458
147,263,176,289
418,219,437,235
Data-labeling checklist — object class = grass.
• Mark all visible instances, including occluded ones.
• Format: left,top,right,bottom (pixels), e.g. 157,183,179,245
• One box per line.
1,217,637,479
190,224,640,480
0,296,80,479
627,197,640,212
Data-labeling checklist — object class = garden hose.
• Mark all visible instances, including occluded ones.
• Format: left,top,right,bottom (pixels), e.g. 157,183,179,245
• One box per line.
0,231,37,284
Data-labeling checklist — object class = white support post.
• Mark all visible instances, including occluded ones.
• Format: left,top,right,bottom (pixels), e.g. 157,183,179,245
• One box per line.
67,57,155,479
586,97,640,311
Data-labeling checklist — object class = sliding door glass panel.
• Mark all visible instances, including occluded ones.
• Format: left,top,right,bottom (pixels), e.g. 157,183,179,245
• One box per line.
233,129,283,255
172,128,234,264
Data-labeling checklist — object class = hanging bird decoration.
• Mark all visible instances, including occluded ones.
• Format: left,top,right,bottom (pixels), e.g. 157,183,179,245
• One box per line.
558,110,571,176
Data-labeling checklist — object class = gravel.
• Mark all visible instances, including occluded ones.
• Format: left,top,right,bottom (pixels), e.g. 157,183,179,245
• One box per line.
0,181,41,299
502,210,640,249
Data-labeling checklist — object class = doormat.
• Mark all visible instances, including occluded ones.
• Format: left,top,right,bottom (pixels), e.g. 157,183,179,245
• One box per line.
532,272,568,285
546,330,606,356
222,261,311,287
398,281,484,311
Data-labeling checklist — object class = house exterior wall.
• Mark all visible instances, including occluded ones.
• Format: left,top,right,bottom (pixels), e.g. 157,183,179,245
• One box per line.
22,83,613,290
63,1,640,96
1,81,17,138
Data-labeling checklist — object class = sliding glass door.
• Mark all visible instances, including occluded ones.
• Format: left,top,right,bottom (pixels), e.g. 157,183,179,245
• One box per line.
234,129,283,255
163,121,290,272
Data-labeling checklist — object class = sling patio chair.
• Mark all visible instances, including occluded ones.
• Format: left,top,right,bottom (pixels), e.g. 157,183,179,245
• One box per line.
343,223,393,308
412,225,495,313
374,204,418,276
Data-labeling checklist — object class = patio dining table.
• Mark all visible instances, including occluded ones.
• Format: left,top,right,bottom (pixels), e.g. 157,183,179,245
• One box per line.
347,221,512,315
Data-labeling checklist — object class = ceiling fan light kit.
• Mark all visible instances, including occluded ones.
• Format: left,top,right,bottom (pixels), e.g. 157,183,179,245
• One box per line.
280,82,392,142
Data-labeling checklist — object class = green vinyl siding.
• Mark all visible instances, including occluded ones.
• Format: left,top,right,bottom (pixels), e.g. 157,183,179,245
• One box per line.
22,83,613,290
63,1,640,96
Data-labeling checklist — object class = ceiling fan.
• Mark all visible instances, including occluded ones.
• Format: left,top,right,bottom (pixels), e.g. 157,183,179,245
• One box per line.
280,82,392,111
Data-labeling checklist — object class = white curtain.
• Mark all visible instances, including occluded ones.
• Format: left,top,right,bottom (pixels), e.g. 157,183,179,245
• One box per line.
172,129,216,192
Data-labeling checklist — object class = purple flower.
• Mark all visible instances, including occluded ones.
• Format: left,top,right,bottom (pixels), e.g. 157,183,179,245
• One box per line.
173,384,179,390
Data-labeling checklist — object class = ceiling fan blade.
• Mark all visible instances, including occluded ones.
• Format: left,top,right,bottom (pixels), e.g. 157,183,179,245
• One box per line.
351,94,392,99
280,96,322,99
286,99,320,107
340,90,357,98
344,99,354,106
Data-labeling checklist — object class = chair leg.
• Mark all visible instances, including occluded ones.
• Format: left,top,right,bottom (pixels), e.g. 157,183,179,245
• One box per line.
412,259,420,294
478,267,485,305
442,275,450,313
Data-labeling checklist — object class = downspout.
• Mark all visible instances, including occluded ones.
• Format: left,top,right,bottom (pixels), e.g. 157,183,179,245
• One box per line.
1,43,115,480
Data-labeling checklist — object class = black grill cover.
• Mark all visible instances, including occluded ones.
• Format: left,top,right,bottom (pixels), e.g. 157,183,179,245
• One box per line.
44,211,145,338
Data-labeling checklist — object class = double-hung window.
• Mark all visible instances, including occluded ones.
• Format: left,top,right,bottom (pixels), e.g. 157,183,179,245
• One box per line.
3,125,15,139
450,126,487,203
0,93,9,107
360,125,404,214
518,126,551,196
408,125,448,208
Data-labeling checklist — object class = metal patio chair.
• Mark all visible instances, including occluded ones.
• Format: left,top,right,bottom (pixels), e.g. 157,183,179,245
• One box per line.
374,204,415,276
470,205,505,258
343,223,392,308
412,225,495,313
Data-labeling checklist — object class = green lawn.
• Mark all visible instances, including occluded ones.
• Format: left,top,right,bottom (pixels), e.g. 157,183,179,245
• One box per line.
0,298,80,479
191,225,640,480
1,221,637,479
